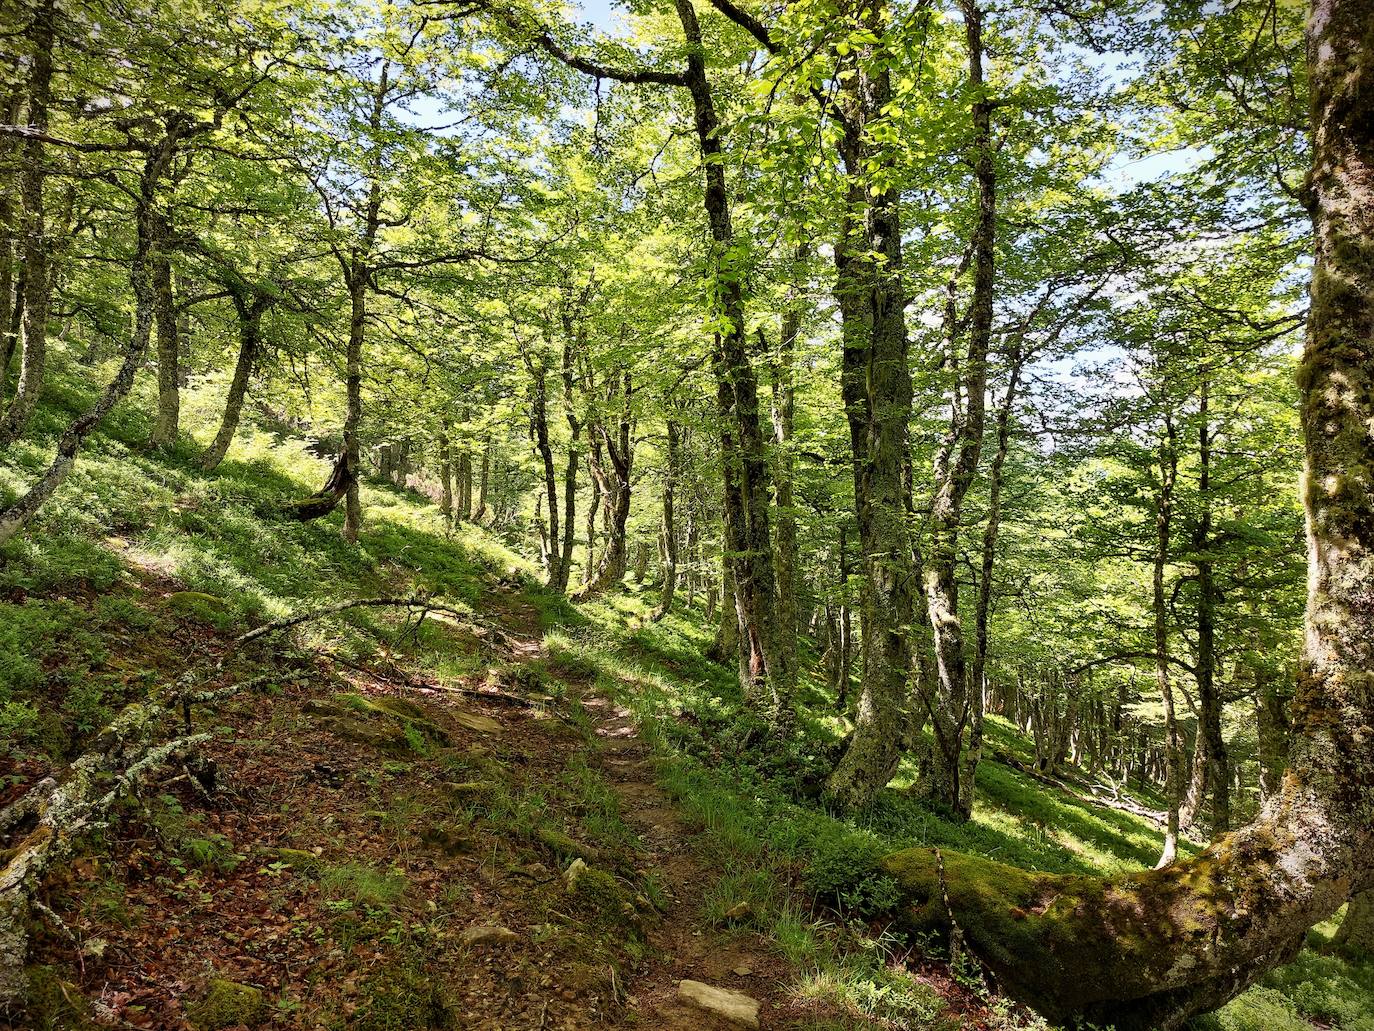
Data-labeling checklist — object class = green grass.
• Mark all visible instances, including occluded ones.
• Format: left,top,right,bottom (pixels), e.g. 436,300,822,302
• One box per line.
5,350,1369,1031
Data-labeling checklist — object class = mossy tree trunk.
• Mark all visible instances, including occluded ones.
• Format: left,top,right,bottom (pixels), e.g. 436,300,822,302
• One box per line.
1332,891,1374,958
1153,415,1184,867
202,289,268,472
0,0,55,449
881,2,1374,1025
823,0,918,811
148,215,180,449
0,119,186,544
652,419,680,622
920,0,996,821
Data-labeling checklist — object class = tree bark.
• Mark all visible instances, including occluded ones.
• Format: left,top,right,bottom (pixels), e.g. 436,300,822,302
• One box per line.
473,436,490,522
920,0,997,821
292,67,387,539
148,220,180,449
1191,372,1229,831
0,126,179,544
652,420,680,622
523,346,564,591
770,264,802,696
823,0,918,810
0,0,55,449
0,93,20,384
881,5,1374,1024
439,417,453,525
1331,891,1374,959
1153,416,1183,868
558,326,581,589
672,0,793,725
1255,662,1290,803
965,353,1023,810
574,371,632,598
201,291,267,471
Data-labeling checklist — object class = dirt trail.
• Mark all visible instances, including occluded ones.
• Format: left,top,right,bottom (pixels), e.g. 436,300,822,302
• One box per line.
13,584,841,1031
578,693,788,1029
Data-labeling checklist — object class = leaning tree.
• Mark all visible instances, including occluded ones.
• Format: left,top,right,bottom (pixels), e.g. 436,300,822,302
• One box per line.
878,0,1374,1027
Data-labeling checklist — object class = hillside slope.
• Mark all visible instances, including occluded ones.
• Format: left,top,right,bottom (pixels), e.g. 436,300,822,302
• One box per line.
1,358,1370,1031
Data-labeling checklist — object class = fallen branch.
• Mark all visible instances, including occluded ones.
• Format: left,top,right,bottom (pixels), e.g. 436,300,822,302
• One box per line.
989,749,1169,826
0,667,273,1013
1,730,207,1010
236,595,519,649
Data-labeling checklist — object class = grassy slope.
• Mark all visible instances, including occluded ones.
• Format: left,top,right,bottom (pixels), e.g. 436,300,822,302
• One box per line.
2,350,1370,1030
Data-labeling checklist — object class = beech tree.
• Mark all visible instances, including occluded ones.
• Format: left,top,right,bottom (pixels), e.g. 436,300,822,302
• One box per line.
879,1,1374,1027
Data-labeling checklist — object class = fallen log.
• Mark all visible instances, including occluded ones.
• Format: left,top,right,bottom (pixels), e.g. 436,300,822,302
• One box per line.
0,670,274,1013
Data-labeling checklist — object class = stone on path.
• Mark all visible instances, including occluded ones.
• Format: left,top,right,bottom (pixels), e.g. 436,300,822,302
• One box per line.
677,979,760,1029
460,924,519,947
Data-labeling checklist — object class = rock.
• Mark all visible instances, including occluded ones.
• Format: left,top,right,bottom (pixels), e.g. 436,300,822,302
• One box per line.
187,978,268,1030
677,980,760,1029
731,964,753,977
564,857,589,889
723,900,752,922
460,924,519,947
452,709,500,733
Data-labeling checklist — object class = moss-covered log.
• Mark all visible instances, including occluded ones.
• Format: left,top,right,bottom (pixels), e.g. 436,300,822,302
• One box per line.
884,1,1374,1027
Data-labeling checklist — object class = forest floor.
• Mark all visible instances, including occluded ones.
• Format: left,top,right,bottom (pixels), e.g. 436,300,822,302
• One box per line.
3,354,1373,1031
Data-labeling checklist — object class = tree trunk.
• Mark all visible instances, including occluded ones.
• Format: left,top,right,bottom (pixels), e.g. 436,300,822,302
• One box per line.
1255,663,1290,803
293,69,387,539
0,129,175,544
881,5,1374,1024
0,93,20,385
574,372,632,598
439,418,453,525
965,353,1023,810
823,0,918,809
1332,891,1374,959
1192,373,1229,831
457,448,472,521
201,291,266,471
652,420,680,621
1154,416,1183,868
672,0,792,726
148,224,179,449
473,436,490,522
0,0,55,449
524,350,564,591
770,261,802,697
1178,727,1207,830
920,0,997,821
707,552,738,665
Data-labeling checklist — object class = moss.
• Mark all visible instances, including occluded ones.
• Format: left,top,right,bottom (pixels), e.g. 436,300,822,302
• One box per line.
186,978,267,1030
567,864,640,936
533,825,601,862
275,847,322,874
24,965,96,1031
351,963,454,1030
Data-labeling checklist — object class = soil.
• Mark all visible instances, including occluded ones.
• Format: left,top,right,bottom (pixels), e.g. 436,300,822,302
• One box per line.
8,585,856,1030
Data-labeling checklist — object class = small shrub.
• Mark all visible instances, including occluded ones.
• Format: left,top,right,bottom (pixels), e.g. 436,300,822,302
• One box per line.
803,831,903,917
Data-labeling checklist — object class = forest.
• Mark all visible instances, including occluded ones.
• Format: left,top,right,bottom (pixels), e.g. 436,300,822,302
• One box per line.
0,0,1370,1028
